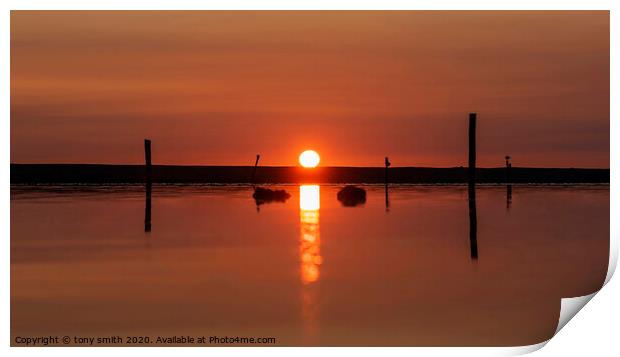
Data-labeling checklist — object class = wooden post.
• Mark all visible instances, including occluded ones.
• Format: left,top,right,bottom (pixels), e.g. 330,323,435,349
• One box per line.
251,154,260,186
505,155,512,211
468,113,476,188
144,139,152,177
505,155,512,183
385,157,391,211
468,113,478,259
384,157,391,184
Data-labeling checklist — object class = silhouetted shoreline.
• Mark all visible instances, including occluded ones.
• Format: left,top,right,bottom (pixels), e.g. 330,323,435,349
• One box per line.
10,164,609,184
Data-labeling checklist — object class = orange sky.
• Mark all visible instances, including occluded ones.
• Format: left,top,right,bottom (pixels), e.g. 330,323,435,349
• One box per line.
10,11,609,167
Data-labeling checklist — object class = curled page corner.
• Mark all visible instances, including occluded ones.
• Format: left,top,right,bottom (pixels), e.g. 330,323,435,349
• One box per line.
501,239,617,356
546,233,617,346
497,294,597,356
544,240,617,344
558,231,620,337
555,293,597,335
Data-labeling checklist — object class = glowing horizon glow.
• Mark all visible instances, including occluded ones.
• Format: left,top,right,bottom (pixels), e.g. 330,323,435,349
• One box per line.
299,150,320,168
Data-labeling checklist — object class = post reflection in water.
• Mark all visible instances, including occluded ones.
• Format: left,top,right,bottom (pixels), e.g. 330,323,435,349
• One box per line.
299,185,322,341
144,182,152,233
468,185,478,260
506,184,513,210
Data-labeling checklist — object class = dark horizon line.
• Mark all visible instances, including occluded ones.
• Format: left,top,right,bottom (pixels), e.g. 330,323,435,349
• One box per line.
11,164,609,184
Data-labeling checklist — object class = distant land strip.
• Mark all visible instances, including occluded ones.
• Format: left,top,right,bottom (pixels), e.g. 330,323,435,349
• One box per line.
10,164,609,184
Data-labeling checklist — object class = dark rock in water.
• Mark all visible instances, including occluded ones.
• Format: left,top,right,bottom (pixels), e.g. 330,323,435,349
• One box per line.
253,187,291,206
337,185,367,207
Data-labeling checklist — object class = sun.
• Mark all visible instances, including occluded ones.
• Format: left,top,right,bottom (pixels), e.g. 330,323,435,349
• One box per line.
299,150,320,168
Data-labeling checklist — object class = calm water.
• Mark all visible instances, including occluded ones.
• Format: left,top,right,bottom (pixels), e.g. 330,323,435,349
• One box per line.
11,185,609,346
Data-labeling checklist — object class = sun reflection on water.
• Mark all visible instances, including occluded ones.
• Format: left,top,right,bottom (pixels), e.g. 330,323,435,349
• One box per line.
299,185,322,284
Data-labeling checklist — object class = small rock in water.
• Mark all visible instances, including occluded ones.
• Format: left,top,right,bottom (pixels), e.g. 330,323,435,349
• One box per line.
253,187,291,206
337,185,367,207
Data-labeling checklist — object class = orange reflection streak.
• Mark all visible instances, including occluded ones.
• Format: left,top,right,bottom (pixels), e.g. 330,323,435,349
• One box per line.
299,185,322,284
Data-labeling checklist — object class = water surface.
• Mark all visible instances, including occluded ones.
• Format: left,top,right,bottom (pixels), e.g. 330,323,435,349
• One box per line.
11,184,609,346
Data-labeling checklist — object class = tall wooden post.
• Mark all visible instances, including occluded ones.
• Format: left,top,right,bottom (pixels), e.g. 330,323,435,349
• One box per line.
144,139,152,176
144,139,152,233
468,113,478,259
468,113,476,188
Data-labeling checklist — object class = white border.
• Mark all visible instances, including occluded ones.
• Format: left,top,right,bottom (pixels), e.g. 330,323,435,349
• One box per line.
2,1,617,356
